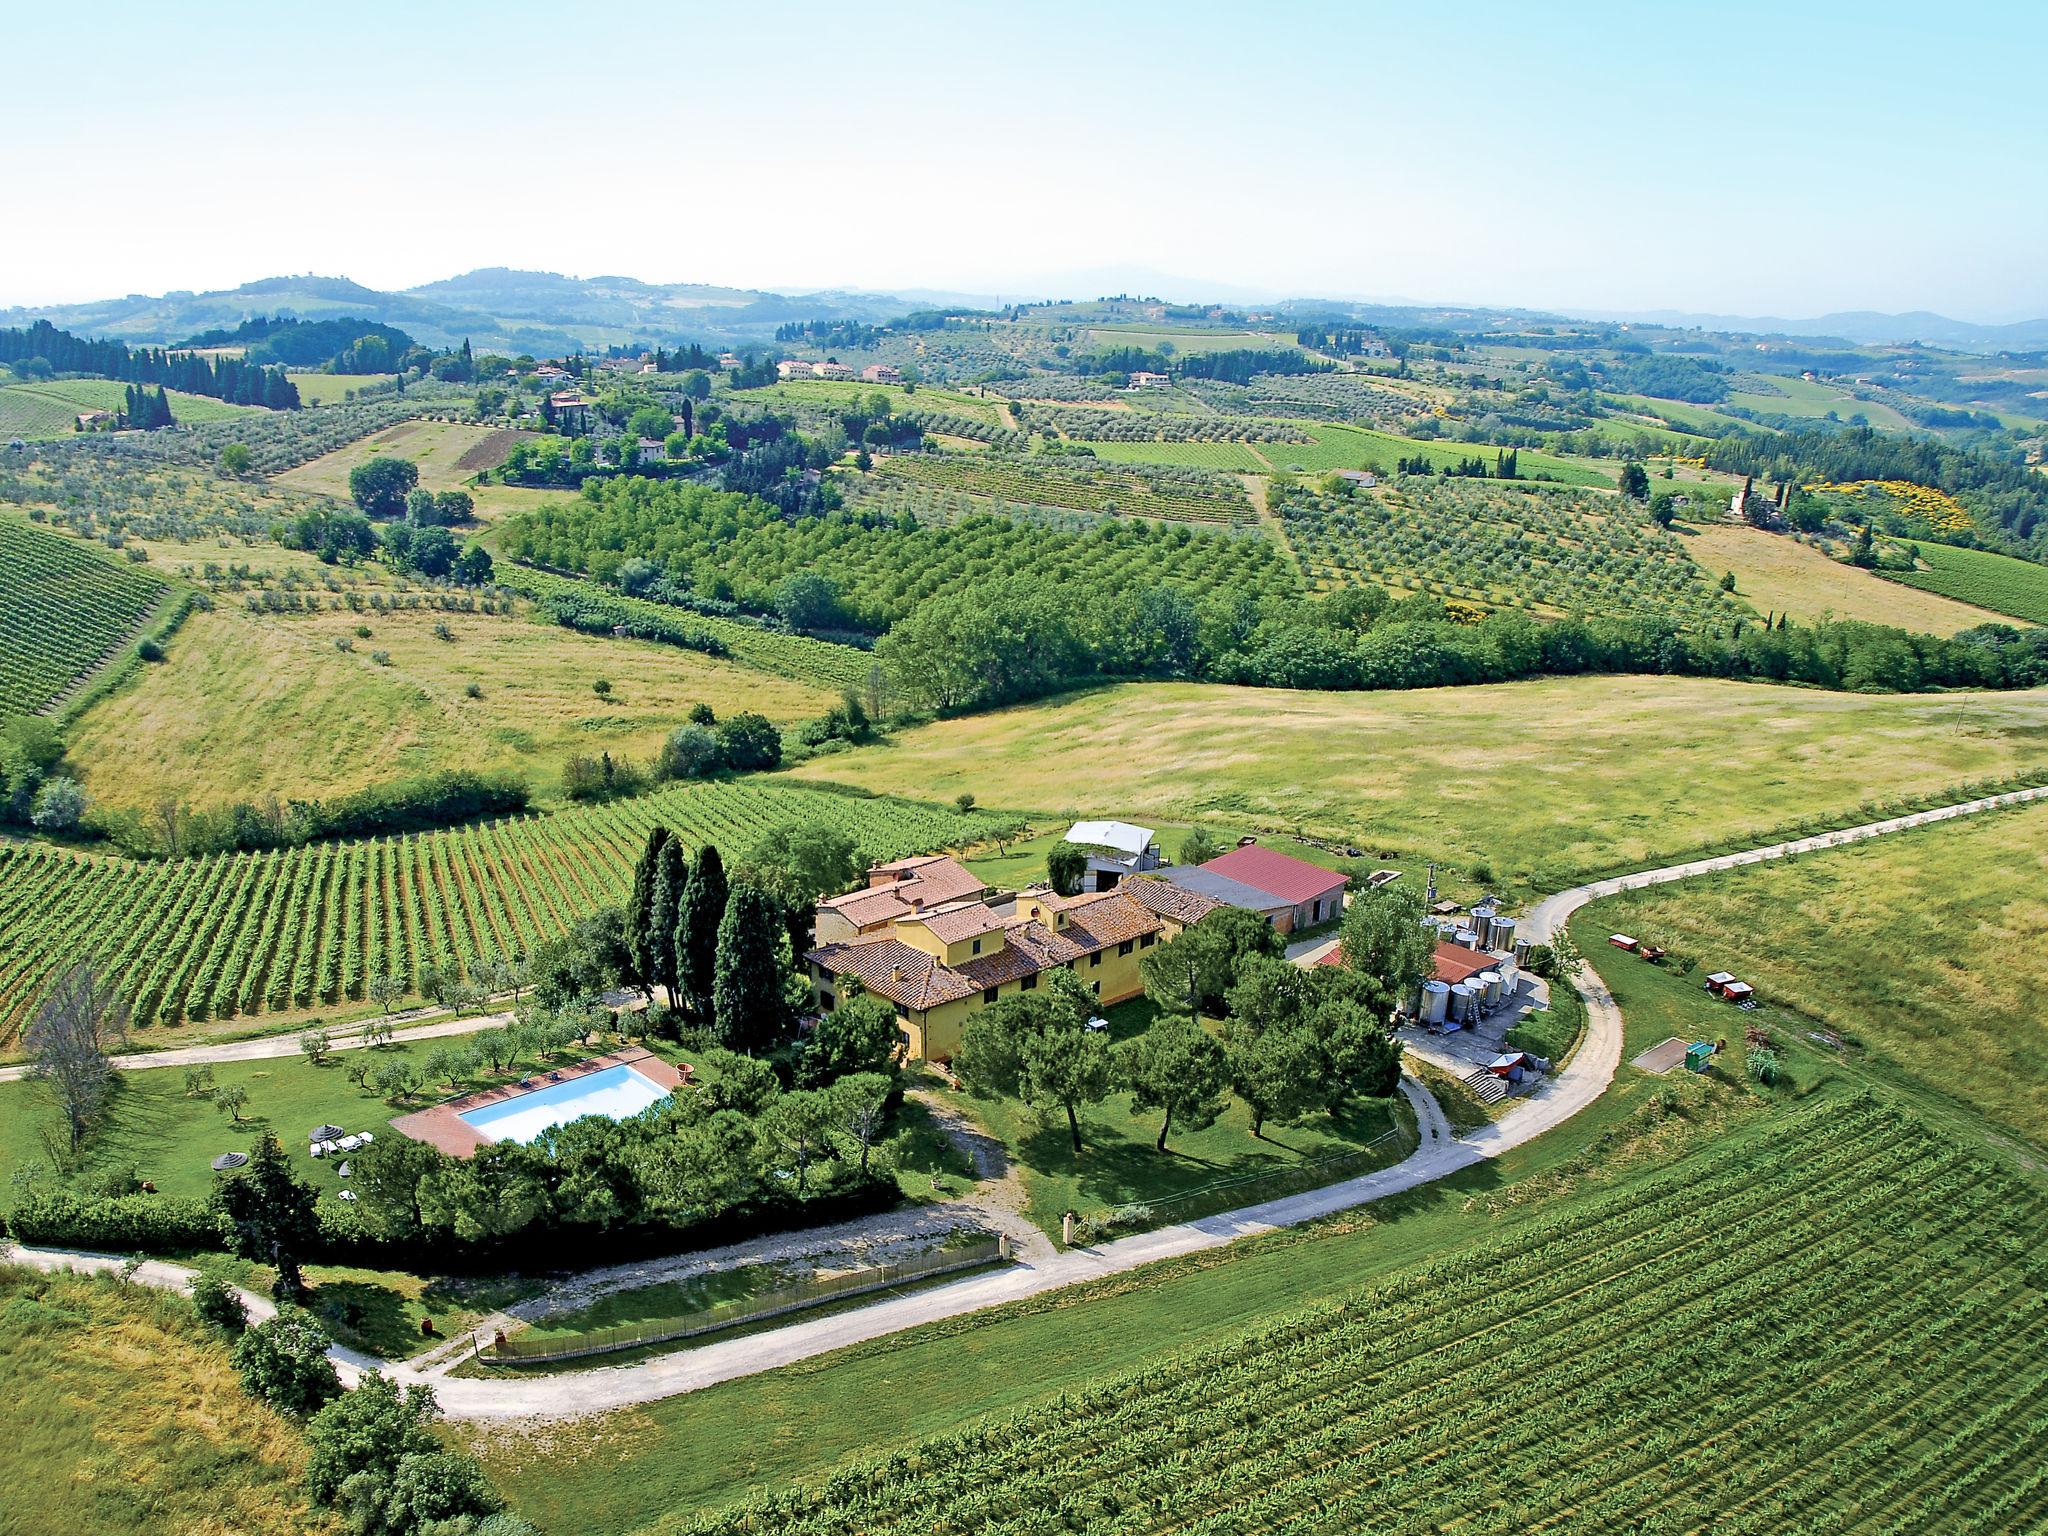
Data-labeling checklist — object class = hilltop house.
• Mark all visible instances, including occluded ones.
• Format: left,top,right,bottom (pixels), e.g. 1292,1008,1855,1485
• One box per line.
776,360,813,380
862,364,903,384
814,361,856,380
806,882,1218,1061
1064,820,1164,892
1128,370,1171,390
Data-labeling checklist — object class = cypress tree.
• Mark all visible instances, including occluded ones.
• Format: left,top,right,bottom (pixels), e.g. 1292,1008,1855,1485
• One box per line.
713,880,788,1054
625,826,671,995
678,844,728,1021
648,839,687,1009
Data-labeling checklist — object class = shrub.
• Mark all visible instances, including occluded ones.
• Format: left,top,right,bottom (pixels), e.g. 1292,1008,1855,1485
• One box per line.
137,637,165,663
190,1271,250,1335
230,1309,342,1415
1747,1046,1782,1086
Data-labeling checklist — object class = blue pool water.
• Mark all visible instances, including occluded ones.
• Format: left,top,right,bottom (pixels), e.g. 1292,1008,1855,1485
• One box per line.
458,1063,671,1144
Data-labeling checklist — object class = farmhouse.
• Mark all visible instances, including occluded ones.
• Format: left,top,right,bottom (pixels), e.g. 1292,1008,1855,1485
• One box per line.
813,854,988,945
776,360,814,380
1064,820,1164,892
806,883,1216,1061
534,364,574,385
1180,843,1347,934
814,361,856,380
635,436,668,461
1335,469,1378,489
862,364,904,384
74,410,114,430
1128,370,1171,390
717,352,743,369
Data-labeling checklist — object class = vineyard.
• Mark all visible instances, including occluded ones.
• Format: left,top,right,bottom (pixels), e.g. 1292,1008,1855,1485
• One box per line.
0,781,1009,1035
0,516,172,714
1880,539,2048,624
873,450,1258,526
1013,404,1311,444
496,565,876,690
1279,478,1745,626
0,379,262,440
666,1094,2048,1536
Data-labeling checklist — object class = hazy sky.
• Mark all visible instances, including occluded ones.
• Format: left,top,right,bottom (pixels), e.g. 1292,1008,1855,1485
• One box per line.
10,0,2044,319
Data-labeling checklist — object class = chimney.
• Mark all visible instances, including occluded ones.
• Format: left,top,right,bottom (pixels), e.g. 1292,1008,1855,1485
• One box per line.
890,963,903,983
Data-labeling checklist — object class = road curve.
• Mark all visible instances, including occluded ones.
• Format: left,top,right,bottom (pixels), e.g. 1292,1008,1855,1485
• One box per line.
11,783,2044,1419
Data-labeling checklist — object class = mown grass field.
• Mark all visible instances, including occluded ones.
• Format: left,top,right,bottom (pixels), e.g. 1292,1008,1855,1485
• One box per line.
1681,520,2010,633
65,602,839,811
0,1267,338,1536
285,371,397,405
0,378,262,440
1723,371,1916,430
1082,439,1272,471
1250,421,1613,486
1585,800,2048,1145
1882,539,2048,624
275,418,526,500
787,676,2048,896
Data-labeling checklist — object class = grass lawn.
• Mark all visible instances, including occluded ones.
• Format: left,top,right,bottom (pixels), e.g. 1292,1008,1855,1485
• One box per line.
274,419,528,500
945,995,1410,1239
0,379,263,440
65,602,839,811
1679,519,2008,633
1880,538,2048,625
786,676,2048,898
1578,799,2048,1147
0,1267,339,1536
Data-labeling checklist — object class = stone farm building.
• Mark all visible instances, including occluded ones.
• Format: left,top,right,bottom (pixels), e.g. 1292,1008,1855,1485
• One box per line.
1155,843,1347,934
806,864,1221,1062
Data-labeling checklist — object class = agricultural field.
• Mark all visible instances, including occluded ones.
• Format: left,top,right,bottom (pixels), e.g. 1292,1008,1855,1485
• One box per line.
0,1267,336,1536
1722,371,1916,430
1600,391,1748,435
787,675,2048,896
1587,800,2048,1145
0,782,1004,1041
1013,403,1310,444
1282,478,1743,626
62,601,841,812
276,418,529,502
1249,421,1613,487
1079,440,1273,471
873,450,1260,525
1186,372,1423,422
1084,326,1304,354
1680,520,2007,633
0,516,173,714
285,370,396,405
1880,538,2048,624
0,378,263,440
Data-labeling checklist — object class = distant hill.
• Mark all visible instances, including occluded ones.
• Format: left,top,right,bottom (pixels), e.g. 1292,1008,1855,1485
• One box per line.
0,270,910,353
1578,307,2048,353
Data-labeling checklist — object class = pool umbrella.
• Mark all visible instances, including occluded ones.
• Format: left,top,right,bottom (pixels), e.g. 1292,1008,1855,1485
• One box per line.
311,1124,344,1141
211,1152,248,1171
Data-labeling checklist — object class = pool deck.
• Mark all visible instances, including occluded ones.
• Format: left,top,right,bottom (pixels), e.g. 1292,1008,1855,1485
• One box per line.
389,1047,690,1156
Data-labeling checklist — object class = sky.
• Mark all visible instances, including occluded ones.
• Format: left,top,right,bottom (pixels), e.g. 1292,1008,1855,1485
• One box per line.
8,0,2045,320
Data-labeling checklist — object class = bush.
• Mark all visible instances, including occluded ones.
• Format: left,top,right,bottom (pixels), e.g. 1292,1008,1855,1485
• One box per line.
4,1188,223,1250
190,1270,250,1334
231,1309,342,1415
137,637,165,663
1747,1046,1783,1086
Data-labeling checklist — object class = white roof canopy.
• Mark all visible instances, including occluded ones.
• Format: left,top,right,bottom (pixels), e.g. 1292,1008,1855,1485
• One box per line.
1064,820,1155,857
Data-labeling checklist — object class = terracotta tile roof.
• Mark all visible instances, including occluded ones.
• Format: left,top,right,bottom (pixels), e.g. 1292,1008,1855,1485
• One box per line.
1059,891,1161,950
823,857,985,921
807,938,979,1010
1200,845,1347,906
912,902,1007,944
1123,877,1225,926
818,888,913,929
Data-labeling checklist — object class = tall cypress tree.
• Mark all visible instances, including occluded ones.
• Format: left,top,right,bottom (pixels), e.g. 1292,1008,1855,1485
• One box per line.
713,879,788,1054
625,826,671,995
677,844,728,1021
648,838,687,1010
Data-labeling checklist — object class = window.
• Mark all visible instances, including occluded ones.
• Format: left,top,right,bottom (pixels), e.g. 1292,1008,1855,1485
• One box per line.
1117,940,1134,957
983,987,998,1004
1089,951,1102,968
1140,933,1157,948
1020,972,1038,991
971,939,982,955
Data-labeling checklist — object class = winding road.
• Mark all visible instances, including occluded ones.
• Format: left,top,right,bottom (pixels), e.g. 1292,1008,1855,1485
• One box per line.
11,783,2045,1420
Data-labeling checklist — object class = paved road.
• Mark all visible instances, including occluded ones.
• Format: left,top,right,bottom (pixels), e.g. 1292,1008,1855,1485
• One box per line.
13,784,2043,1419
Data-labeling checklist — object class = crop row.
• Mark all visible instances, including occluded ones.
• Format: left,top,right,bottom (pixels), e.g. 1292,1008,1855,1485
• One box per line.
0,781,1003,1035
1013,403,1310,444
675,1096,2048,1536
0,517,170,713
875,450,1258,525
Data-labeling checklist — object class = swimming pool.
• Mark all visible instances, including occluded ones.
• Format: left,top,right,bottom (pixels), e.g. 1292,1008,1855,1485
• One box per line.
458,1063,672,1145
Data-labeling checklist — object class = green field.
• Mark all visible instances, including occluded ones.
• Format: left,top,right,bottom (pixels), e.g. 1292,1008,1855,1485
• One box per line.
64,600,841,813
0,379,263,441
1085,326,1303,354
1601,391,1749,435
0,782,1007,1042
1252,421,1613,486
1723,371,1916,430
1586,800,2048,1145
0,1267,338,1536
1882,539,2048,623
0,517,173,714
285,371,397,405
787,675,2048,897
1082,439,1272,471
1682,520,2007,634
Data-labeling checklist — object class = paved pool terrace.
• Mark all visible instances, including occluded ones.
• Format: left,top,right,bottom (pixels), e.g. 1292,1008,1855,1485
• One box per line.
390,1047,691,1156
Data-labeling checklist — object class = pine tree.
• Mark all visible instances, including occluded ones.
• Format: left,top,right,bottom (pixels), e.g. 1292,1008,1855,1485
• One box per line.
678,844,728,1021
649,839,687,1009
713,880,788,1054
625,826,671,995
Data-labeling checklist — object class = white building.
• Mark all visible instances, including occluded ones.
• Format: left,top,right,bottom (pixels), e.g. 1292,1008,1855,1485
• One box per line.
1064,820,1164,892
1128,371,1171,390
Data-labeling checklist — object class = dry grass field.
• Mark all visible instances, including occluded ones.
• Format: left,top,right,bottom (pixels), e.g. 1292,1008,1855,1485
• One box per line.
787,676,2048,893
67,603,838,810
1681,520,2011,633
274,418,528,501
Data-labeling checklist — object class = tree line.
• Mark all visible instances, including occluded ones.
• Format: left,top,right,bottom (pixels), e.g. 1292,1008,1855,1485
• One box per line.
0,319,301,408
